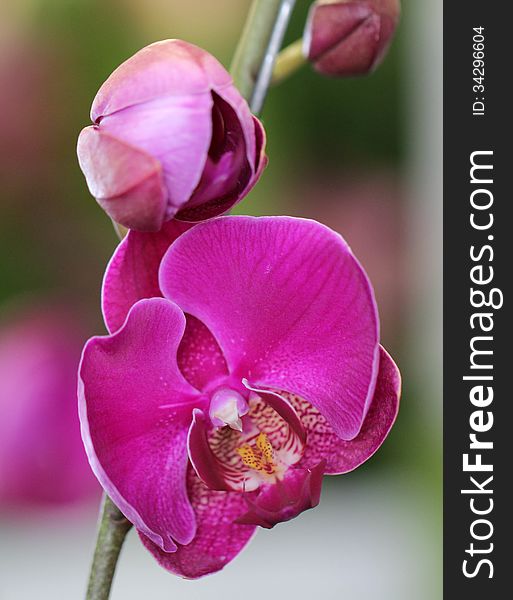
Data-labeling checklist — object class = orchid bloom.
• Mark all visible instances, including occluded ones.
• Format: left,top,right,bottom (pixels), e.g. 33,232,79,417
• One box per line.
77,40,266,232
79,216,400,578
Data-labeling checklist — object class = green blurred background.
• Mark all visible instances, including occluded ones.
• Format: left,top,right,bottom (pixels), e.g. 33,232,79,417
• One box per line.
0,1,442,598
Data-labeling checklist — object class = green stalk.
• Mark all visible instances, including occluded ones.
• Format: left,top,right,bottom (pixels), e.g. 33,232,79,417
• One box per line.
230,0,284,101
85,496,132,600
272,38,306,86
231,0,296,113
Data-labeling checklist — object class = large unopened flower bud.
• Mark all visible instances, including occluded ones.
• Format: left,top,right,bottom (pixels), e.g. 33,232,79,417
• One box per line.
304,0,400,77
77,40,267,231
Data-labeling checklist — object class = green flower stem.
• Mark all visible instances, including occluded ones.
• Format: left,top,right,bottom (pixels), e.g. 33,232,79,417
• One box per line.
84,3,297,600
85,495,132,600
272,38,307,86
231,0,296,113
230,0,284,99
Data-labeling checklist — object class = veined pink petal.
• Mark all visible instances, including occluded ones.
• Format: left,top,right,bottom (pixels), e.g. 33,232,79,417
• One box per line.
102,232,229,388
102,220,192,334
140,467,257,579
177,315,228,391
79,298,203,551
91,40,231,121
77,127,167,231
290,346,400,474
159,216,380,440
99,92,213,214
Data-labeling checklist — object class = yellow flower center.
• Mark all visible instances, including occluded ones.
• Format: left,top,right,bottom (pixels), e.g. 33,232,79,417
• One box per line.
237,432,276,474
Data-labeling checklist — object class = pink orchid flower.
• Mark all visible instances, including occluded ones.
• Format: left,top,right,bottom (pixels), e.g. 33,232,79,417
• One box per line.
0,308,98,509
304,0,401,77
77,40,267,232
79,216,400,578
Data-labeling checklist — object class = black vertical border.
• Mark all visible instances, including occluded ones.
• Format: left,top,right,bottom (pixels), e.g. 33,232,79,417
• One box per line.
444,1,510,596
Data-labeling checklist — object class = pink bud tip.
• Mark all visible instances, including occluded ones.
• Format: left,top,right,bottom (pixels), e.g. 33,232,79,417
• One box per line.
304,0,401,77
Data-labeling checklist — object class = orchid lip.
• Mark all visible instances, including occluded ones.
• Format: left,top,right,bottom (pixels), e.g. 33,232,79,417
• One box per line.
187,384,308,494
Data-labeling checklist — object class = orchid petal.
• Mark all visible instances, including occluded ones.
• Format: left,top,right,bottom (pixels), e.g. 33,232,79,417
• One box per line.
187,408,262,493
187,408,237,492
177,315,229,391
291,346,400,474
235,461,325,529
79,298,202,551
243,380,306,445
99,92,213,214
102,220,192,334
159,216,379,440
175,93,250,222
214,83,256,169
91,40,231,120
179,117,267,223
77,127,167,231
140,468,256,579
174,161,251,222
175,110,267,223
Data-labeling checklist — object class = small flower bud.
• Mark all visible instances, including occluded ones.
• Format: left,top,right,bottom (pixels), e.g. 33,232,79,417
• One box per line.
304,0,401,77
77,40,267,232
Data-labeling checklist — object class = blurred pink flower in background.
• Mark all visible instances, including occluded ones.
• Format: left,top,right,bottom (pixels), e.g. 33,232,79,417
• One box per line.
304,0,401,77
78,40,267,231
0,304,98,510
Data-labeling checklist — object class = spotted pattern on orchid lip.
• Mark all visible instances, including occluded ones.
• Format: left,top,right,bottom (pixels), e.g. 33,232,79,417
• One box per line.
237,432,276,474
